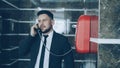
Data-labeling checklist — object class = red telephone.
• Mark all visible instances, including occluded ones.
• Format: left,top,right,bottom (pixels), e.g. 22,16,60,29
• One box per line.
75,15,98,53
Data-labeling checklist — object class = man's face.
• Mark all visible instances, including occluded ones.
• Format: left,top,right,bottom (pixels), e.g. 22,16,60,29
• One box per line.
37,14,54,33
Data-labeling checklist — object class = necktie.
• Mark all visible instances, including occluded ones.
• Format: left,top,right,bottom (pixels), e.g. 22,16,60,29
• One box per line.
39,35,48,68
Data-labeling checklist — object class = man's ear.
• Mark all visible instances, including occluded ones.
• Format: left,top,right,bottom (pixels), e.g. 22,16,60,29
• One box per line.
51,20,55,25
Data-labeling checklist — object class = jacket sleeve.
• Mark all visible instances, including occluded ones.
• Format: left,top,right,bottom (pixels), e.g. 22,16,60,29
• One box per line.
19,35,35,57
63,38,74,68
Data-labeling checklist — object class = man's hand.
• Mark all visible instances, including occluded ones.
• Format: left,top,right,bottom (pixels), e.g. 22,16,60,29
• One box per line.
30,23,39,37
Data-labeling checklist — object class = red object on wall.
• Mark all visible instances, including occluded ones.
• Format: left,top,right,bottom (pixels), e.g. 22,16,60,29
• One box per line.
75,15,98,53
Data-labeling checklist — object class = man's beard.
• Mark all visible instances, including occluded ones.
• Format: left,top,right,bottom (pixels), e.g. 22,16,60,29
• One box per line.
42,25,52,33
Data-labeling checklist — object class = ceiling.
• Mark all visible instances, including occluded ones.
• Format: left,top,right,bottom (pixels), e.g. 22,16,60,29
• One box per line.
0,0,99,21
0,0,98,10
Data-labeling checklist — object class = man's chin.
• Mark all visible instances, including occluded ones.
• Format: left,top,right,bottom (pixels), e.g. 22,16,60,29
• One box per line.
41,27,52,34
42,29,51,34
42,30,48,33
42,31,46,33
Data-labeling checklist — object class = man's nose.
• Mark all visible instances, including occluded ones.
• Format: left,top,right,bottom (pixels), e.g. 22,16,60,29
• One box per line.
39,22,44,26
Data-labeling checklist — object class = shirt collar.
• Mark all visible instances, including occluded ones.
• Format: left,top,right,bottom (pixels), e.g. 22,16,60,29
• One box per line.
42,30,54,38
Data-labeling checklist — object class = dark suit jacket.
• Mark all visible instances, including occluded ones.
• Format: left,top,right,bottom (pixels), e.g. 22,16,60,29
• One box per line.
19,31,74,68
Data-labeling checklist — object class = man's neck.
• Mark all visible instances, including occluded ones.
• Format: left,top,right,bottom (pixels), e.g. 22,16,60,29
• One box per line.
42,29,53,35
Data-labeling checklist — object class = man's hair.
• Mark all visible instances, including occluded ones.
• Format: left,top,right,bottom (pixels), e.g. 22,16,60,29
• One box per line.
37,10,54,20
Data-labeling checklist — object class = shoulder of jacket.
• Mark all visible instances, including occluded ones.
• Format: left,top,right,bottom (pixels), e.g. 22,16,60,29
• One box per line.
54,31,67,40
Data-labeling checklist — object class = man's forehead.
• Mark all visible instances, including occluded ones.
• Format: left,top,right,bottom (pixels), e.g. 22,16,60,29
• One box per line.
38,14,50,19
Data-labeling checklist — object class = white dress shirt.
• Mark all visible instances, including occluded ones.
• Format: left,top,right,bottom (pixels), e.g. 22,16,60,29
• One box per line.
34,31,53,68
